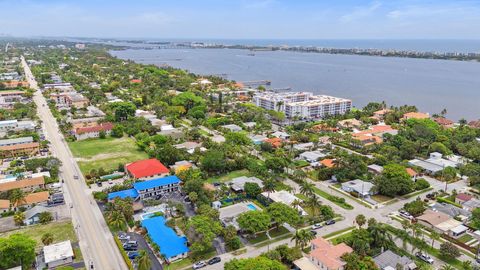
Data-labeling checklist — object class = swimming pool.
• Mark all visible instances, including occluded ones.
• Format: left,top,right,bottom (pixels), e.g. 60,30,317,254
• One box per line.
247,204,258,211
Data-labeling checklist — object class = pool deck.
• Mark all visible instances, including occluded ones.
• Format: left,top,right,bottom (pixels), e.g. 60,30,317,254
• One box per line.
219,201,261,220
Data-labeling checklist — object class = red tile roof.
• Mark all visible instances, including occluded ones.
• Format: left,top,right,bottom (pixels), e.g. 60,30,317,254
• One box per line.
309,237,352,270
126,158,169,179
456,193,473,202
434,117,454,126
130,79,142,83
406,168,417,177
320,159,335,168
264,138,283,148
75,122,113,135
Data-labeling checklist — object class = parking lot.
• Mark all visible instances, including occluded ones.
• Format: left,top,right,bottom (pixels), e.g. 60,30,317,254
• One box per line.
121,232,163,270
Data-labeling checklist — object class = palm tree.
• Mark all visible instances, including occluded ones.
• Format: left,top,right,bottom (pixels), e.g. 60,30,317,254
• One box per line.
301,229,315,249
462,260,473,270
9,189,26,208
306,196,322,217
13,211,25,226
394,230,409,251
42,233,54,245
430,231,440,248
263,178,276,198
291,230,304,248
440,265,455,270
299,181,315,197
355,214,366,228
107,210,126,231
292,199,302,211
135,250,151,270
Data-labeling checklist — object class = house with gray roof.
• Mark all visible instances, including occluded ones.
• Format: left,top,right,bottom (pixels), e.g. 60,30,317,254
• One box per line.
341,179,376,198
431,202,471,221
222,124,242,132
373,250,417,270
227,176,264,192
298,150,326,163
24,205,49,225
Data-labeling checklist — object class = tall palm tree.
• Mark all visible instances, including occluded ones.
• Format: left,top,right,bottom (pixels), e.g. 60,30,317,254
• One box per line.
301,229,315,250
306,196,322,217
263,178,276,198
299,181,315,197
291,230,304,248
430,231,440,248
9,189,26,208
394,230,409,251
135,250,151,270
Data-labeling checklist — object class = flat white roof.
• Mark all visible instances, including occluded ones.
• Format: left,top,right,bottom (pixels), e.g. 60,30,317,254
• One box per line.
43,240,74,264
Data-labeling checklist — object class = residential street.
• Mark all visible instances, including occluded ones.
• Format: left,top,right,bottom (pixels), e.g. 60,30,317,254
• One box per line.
21,57,128,270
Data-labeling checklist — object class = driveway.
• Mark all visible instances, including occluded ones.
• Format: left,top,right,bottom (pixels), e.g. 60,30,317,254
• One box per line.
127,232,163,270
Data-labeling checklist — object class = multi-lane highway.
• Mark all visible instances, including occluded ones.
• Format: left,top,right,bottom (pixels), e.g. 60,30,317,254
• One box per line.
21,57,128,270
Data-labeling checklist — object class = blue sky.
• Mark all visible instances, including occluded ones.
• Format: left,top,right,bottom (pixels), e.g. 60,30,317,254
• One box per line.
1,0,480,39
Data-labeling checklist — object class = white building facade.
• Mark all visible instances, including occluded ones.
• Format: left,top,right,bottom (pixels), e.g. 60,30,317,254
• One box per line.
253,91,352,119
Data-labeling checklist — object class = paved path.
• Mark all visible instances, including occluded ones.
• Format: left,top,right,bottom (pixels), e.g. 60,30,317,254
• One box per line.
22,57,127,270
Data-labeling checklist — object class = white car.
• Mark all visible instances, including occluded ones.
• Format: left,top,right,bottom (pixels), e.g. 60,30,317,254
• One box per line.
192,261,207,269
312,223,323,230
399,210,414,220
416,252,434,264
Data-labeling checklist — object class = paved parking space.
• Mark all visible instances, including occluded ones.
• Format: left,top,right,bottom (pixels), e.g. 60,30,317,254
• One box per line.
126,232,163,270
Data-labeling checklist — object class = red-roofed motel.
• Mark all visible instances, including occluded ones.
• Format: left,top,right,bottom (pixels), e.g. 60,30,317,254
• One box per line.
125,158,170,180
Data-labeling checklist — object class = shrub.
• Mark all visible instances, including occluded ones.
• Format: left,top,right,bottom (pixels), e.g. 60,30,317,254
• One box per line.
415,178,430,190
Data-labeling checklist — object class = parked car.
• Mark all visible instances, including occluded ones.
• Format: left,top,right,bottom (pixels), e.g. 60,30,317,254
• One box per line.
325,220,336,225
416,252,434,264
108,180,113,184
208,257,221,265
89,260,94,269
73,175,79,180
127,251,139,259
192,261,207,269
310,230,318,235
312,223,323,230
126,240,138,246
96,181,102,187
118,233,130,241
123,245,137,251
399,210,414,220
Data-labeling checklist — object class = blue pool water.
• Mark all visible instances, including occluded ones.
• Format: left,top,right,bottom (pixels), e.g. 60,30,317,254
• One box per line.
247,204,258,211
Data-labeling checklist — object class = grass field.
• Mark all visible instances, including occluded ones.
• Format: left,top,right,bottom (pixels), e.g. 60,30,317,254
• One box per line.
0,221,77,249
206,169,251,184
68,137,149,174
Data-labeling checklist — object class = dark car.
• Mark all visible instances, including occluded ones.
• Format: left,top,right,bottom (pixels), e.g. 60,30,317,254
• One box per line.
127,251,139,259
96,181,102,187
123,245,137,251
208,257,221,265
310,230,318,235
325,220,336,225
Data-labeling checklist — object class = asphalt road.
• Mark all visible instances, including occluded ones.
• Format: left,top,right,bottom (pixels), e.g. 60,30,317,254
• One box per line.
22,57,128,270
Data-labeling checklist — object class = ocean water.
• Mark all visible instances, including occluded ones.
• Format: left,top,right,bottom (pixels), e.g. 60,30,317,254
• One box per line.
110,47,480,121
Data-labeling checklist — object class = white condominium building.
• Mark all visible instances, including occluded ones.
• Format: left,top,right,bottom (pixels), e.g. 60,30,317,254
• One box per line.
253,92,312,111
253,91,352,119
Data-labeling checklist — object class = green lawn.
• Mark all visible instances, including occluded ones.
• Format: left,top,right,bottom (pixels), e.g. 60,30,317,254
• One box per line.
458,233,474,244
68,136,149,174
206,169,251,184
165,258,193,270
313,187,354,210
268,226,290,238
0,221,77,249
248,232,269,244
323,226,355,239
371,194,393,203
